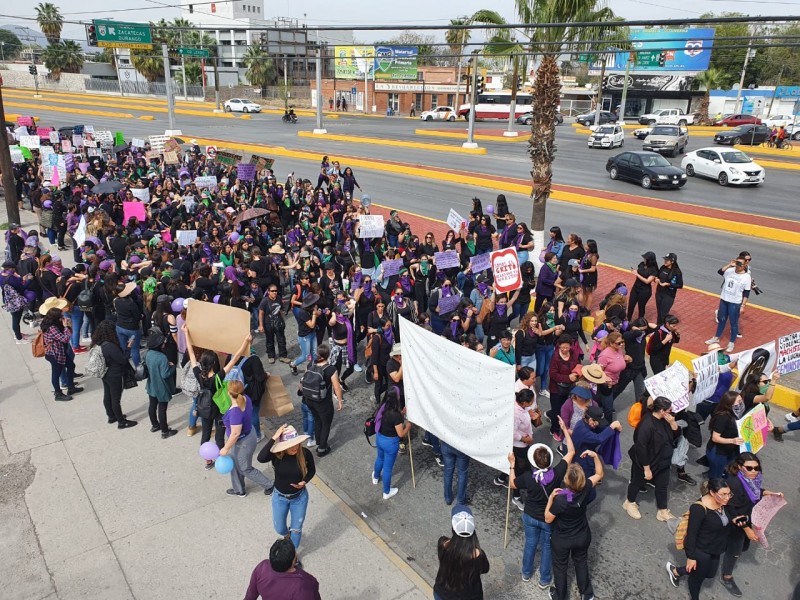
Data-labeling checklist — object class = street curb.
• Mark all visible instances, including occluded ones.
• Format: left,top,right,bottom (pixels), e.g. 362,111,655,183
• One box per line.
296,131,488,154
4,101,135,119
414,129,528,143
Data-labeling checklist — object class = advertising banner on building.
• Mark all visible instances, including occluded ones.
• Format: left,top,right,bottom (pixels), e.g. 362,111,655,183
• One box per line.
612,28,716,72
373,46,418,80
603,73,694,92
334,46,376,79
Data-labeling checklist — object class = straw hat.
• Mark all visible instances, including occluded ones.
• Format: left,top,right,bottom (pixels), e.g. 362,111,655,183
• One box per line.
269,244,285,254
39,297,69,315
117,281,138,298
271,425,309,453
706,342,723,353
582,363,609,384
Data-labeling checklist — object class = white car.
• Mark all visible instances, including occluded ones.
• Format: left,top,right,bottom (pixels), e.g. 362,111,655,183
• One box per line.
782,123,800,140
762,114,794,128
681,147,765,186
588,124,624,149
634,126,652,139
223,98,262,113
420,106,456,121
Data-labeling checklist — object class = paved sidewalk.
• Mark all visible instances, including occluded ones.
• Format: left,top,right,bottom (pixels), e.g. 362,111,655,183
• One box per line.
0,314,431,600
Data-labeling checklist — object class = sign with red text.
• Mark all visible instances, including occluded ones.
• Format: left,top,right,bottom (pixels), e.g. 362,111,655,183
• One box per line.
490,248,522,293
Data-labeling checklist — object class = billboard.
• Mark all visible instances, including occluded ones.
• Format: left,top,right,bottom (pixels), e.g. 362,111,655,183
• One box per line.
334,45,418,80
603,74,694,92
612,28,715,72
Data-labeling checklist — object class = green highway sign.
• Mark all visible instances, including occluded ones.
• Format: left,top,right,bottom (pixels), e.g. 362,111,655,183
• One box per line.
635,51,662,67
93,20,153,50
577,54,590,63
179,47,210,58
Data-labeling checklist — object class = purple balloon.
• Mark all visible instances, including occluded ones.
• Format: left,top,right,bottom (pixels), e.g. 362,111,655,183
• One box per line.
213,294,220,304
229,232,240,243
199,441,220,461
171,297,185,313
214,455,234,474
485,204,495,214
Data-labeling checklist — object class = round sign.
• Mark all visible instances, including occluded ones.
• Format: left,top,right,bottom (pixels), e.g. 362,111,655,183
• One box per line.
206,145,217,159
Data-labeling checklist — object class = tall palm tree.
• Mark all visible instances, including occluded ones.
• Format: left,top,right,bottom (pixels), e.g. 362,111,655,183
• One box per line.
692,68,724,125
445,17,472,106
35,2,63,45
42,40,84,80
174,61,202,86
242,46,276,96
130,47,164,82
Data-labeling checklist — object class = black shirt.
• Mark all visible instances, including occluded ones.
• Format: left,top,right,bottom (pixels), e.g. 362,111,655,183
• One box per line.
656,265,683,297
257,438,316,495
517,461,568,521
379,409,403,437
550,480,594,540
296,308,314,337
708,412,740,457
632,261,658,291
684,501,732,559
433,537,490,600
100,341,128,379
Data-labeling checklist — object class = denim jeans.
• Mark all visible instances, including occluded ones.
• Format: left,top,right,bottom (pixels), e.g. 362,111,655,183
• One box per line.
116,325,142,366
46,354,74,393
188,396,200,428
535,344,555,389
520,354,537,371
440,441,469,505
423,431,441,457
300,402,315,440
715,299,742,342
60,345,75,387
272,487,309,550
374,433,401,494
522,512,553,584
251,408,262,439
293,332,318,367
706,446,731,480
69,305,84,349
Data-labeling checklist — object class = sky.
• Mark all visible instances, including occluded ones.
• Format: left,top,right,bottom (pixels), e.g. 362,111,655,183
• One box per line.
1,0,798,47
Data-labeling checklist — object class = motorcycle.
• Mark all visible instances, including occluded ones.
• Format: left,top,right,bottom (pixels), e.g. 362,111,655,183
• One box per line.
282,109,297,124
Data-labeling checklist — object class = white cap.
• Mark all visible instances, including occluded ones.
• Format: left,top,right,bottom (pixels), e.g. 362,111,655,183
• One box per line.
451,505,475,537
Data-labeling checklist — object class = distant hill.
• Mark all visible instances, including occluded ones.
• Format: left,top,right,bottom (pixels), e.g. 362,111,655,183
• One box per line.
1,24,92,52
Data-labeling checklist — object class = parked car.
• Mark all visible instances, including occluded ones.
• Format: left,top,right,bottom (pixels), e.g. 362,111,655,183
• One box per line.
638,108,694,126
588,124,625,149
784,123,800,140
420,106,456,121
712,113,762,127
642,125,689,157
633,126,652,139
713,124,771,146
223,98,262,113
681,147,764,186
575,111,618,127
606,151,687,189
515,110,564,126
762,114,795,128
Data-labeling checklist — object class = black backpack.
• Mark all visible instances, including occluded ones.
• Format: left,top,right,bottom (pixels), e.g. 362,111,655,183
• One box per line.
301,364,328,403
196,387,214,419
75,280,93,312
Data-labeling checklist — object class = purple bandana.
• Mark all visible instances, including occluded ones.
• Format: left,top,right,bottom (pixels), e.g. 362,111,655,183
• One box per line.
441,284,452,298
393,294,404,307
496,303,507,316
399,275,412,294
557,488,574,503
336,314,356,363
534,468,555,486
737,471,762,504
477,282,491,297
383,327,394,346
450,319,459,338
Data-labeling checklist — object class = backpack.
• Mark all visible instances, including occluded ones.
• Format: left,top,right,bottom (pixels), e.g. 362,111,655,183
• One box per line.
675,501,706,550
2,284,27,313
364,333,380,363
32,331,46,358
224,356,249,385
301,364,328,403
363,402,387,447
627,400,643,429
646,329,663,355
75,280,93,312
196,387,215,419
85,344,108,378
212,374,232,414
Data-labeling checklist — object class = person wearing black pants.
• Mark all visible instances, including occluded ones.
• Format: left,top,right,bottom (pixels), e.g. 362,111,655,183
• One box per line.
648,316,680,375
303,344,343,456
547,335,580,441
627,251,658,321
666,479,734,600
545,453,604,600
93,320,135,427
368,320,393,403
623,397,680,521
655,253,683,325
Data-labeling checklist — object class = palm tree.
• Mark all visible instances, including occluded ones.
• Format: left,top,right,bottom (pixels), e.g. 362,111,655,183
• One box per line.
446,17,472,107
693,68,724,125
174,61,202,86
35,2,63,45
130,47,164,82
42,40,84,80
242,46,276,96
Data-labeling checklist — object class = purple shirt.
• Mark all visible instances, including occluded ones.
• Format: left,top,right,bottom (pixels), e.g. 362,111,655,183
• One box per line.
244,559,321,600
223,394,253,438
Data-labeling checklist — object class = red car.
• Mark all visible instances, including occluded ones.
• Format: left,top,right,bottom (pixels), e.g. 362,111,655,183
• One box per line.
713,113,762,127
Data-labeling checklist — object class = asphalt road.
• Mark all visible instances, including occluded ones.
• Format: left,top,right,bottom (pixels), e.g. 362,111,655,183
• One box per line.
6,100,800,316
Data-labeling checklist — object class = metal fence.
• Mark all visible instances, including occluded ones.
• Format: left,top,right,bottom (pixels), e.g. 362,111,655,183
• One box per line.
212,85,311,107
84,78,204,99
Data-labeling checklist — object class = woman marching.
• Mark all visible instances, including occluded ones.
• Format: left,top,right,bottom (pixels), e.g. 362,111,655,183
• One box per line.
433,505,490,600
257,424,316,568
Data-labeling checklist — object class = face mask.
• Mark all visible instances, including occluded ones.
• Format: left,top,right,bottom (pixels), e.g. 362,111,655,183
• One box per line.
758,384,769,395
733,402,745,418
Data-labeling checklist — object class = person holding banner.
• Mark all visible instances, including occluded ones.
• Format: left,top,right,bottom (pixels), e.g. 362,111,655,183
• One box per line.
372,388,410,500
705,392,745,479
741,371,780,413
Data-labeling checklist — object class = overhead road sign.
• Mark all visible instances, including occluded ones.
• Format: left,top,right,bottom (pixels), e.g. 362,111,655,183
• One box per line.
93,20,153,50
179,47,210,58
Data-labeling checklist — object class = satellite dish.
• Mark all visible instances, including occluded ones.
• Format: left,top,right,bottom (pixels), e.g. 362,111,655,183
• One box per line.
360,194,371,208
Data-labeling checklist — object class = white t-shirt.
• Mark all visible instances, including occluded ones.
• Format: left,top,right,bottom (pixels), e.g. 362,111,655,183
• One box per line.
720,269,751,304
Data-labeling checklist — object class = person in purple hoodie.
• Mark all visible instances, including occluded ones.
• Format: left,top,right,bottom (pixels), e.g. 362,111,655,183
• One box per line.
534,252,559,313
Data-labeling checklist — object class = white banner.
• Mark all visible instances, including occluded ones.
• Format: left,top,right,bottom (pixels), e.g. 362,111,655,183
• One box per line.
130,188,150,202
357,215,385,238
644,361,691,413
194,176,218,189
733,341,777,390
400,318,515,472
691,352,720,403
73,216,87,248
446,208,465,232
19,135,40,149
176,230,198,246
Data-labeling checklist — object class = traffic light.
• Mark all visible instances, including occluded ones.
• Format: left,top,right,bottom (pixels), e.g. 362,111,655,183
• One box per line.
516,75,523,90
86,24,97,47
657,52,666,67
28,65,37,75
476,76,485,95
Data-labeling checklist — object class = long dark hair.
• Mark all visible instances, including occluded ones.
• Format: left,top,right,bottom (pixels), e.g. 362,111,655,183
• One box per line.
495,194,508,217
549,226,564,242
741,372,762,398
383,387,403,420
41,308,64,332
91,319,120,348
199,350,220,376
709,390,738,431
585,239,599,258
435,530,483,592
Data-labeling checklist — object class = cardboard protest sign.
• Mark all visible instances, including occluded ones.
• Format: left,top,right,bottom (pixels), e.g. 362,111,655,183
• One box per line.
148,134,169,153
490,248,522,293
16,116,34,126
434,250,460,270
114,131,126,146
380,259,403,278
734,341,777,391
64,154,75,172
72,134,83,148
215,150,243,167
95,130,114,148
48,131,60,144
185,300,250,356
469,253,491,273
36,127,53,140
83,125,95,134
130,188,150,202
61,139,73,153
237,163,256,181
123,201,146,223
691,352,720,403
249,154,275,171
145,150,161,161
357,215,385,238
14,126,28,140
84,139,98,148
163,151,180,164
736,404,769,454
131,137,146,148
194,176,217,189
446,208,466,232
9,147,25,164
176,230,198,246
163,138,181,155
645,361,691,412
78,162,90,174
260,375,294,418
777,331,800,375
42,154,67,183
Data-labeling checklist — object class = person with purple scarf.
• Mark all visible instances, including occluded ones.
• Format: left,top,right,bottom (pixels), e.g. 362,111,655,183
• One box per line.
720,453,784,597
327,303,356,392
386,281,418,342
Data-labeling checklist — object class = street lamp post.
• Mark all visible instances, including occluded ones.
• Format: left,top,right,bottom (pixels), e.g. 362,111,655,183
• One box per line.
463,50,479,149
1,42,5,62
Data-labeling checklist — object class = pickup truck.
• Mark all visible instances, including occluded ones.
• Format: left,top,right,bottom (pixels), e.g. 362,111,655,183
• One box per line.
642,125,689,157
638,109,695,126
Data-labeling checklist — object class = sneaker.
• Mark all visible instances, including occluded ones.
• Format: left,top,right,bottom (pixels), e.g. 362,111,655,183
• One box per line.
73,372,84,379
786,412,798,423
493,476,509,488
398,443,407,455
340,380,350,393
161,429,178,439
551,431,564,443
538,581,551,590
117,419,138,429
264,485,274,496
150,425,161,433
353,363,363,372
705,336,720,345
54,392,73,402
677,471,697,485
623,500,642,520
639,484,649,493
548,586,556,600
512,497,524,511
290,363,298,376
720,576,743,597
556,444,566,458
66,386,84,395
736,333,742,339
226,488,246,498
316,447,330,457
726,342,735,353
278,357,292,364
540,390,550,399
72,346,87,354
294,559,303,570
646,481,655,488
372,472,379,485
268,357,276,364
383,487,399,500
421,438,433,448
772,427,784,442
657,509,676,521
522,574,532,582
714,309,719,324
205,461,215,470
306,438,317,448
16,338,30,345
666,562,680,587
434,455,444,468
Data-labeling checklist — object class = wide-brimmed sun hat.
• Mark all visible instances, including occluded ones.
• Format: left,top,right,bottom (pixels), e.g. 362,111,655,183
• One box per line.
39,297,69,315
272,425,310,452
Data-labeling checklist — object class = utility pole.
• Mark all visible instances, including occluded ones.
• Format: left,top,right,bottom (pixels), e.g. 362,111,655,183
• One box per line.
0,84,22,227
593,51,608,128
313,42,326,134
179,30,188,100
162,43,176,131
767,64,784,116
504,55,520,137
213,44,221,112
114,48,124,97
284,56,289,110
618,52,635,124
463,50,479,149
734,38,754,114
